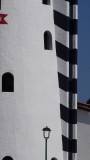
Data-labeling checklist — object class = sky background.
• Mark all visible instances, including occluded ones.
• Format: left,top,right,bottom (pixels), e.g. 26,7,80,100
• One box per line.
78,0,90,102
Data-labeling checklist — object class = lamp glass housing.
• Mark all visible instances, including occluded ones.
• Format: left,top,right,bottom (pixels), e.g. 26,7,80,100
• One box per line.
43,130,50,139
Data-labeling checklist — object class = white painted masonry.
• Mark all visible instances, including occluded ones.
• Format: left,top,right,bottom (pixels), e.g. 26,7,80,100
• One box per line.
0,0,63,160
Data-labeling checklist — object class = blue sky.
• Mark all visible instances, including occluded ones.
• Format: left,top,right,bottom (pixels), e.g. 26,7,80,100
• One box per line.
78,0,90,102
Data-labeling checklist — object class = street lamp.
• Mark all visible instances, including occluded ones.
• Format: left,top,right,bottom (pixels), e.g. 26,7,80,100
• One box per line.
42,126,51,160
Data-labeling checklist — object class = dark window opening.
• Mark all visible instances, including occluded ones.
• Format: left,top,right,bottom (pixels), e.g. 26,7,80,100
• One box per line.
42,0,50,5
0,0,1,10
2,156,13,160
2,72,14,92
51,158,58,160
44,31,53,50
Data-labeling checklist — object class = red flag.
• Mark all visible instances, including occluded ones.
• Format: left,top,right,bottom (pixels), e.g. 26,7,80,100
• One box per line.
0,14,8,24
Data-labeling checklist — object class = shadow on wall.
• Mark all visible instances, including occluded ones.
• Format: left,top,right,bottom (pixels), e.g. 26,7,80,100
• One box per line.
78,109,90,124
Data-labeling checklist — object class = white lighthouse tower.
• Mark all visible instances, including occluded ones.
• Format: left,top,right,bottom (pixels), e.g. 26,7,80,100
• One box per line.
0,0,63,160
0,0,78,160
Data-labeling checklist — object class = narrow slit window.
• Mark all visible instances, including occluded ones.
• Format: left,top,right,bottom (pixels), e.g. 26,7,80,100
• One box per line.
2,156,13,160
0,0,1,10
44,31,53,50
42,0,50,5
2,72,14,92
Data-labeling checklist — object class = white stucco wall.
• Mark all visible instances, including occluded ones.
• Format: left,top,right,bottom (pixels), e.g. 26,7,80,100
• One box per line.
78,109,90,160
0,0,63,160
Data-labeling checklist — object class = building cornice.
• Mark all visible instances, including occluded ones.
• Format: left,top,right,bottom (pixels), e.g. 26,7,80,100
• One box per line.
78,102,90,112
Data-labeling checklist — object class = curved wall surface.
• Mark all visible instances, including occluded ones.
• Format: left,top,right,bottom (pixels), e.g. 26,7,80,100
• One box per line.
0,0,63,160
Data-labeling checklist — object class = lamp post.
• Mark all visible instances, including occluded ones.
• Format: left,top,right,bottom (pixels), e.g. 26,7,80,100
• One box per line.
42,126,51,160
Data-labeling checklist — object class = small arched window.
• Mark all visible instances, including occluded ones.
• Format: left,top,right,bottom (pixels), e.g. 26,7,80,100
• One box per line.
2,156,13,160
2,72,14,92
44,31,53,50
42,0,50,5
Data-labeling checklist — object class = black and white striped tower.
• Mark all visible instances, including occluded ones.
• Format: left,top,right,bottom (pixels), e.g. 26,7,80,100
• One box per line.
69,0,78,160
53,0,78,160
53,0,69,160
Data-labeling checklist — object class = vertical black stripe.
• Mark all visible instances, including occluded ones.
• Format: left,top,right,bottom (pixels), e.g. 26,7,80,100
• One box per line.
69,49,77,64
70,0,78,5
69,79,77,93
69,109,77,124
70,20,78,35
65,0,78,4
